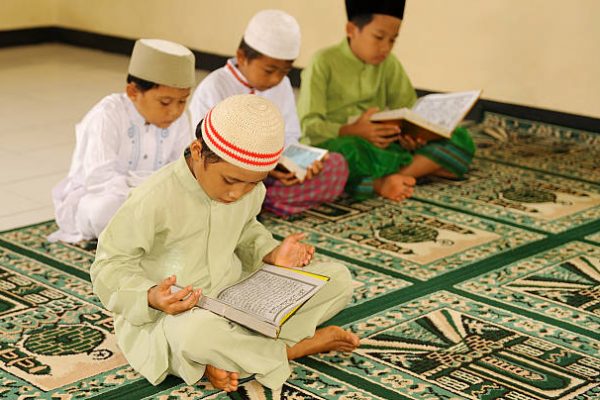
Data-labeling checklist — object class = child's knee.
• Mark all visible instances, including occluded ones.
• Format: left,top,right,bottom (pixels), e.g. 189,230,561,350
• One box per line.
165,309,232,356
310,262,353,301
76,193,125,237
326,152,349,172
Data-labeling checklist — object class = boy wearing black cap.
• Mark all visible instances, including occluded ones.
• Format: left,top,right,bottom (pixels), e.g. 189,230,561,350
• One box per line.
298,0,475,201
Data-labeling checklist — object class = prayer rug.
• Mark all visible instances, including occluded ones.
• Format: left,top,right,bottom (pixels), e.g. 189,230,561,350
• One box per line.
474,112,600,184
146,363,388,400
0,222,408,399
456,241,600,333
260,196,544,280
1,115,599,399
306,291,600,400
585,232,600,244
0,221,410,308
414,159,600,234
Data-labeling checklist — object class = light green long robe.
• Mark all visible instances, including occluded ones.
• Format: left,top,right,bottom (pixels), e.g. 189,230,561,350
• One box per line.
90,155,352,389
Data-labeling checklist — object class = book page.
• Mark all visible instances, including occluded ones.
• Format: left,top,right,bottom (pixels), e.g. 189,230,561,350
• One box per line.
411,90,480,132
216,266,324,325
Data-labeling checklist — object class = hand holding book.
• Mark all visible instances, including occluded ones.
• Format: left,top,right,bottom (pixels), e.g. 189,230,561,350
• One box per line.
397,133,426,151
347,90,481,143
341,107,401,148
172,264,330,338
277,144,328,182
371,90,482,142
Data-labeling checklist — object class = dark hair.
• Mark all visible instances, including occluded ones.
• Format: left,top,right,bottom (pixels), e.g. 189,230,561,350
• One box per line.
350,13,374,30
126,74,159,92
192,120,222,165
237,38,264,61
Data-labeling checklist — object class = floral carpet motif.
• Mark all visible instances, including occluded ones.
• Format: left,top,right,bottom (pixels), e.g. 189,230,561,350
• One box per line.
474,112,600,183
311,291,600,400
261,196,544,280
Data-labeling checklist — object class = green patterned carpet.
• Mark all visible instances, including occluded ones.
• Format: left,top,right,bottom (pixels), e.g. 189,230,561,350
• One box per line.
1,113,599,399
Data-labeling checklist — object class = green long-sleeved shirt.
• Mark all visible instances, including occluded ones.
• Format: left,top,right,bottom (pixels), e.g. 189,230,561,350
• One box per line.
298,39,417,145
90,155,279,385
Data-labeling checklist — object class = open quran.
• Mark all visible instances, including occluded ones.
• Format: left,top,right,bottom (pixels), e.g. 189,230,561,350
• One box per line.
277,143,328,181
175,265,329,338
359,90,482,141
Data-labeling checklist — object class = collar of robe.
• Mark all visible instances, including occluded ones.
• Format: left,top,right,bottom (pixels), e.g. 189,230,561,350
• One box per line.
175,154,212,203
225,58,256,94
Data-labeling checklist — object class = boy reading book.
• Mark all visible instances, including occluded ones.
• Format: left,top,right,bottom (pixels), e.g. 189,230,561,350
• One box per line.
297,0,476,201
90,95,359,396
189,10,348,216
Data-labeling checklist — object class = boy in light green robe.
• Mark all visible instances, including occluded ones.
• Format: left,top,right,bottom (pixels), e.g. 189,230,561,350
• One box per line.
298,0,475,201
90,95,359,395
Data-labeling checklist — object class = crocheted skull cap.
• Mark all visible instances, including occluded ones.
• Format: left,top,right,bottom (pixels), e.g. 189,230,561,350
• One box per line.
243,9,301,60
201,94,285,171
128,38,195,88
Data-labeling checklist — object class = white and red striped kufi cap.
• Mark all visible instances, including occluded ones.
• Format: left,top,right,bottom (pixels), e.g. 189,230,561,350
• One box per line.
201,94,285,172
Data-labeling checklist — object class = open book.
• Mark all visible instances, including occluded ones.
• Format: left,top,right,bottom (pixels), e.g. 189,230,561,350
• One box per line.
276,143,328,181
174,264,329,338
364,90,482,141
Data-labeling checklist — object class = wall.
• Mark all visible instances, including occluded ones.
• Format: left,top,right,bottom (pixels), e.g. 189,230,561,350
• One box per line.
1,0,599,119
0,0,57,29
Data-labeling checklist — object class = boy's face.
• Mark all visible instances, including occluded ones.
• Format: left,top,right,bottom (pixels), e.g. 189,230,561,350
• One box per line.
187,140,269,203
126,83,191,129
236,50,293,92
346,14,401,65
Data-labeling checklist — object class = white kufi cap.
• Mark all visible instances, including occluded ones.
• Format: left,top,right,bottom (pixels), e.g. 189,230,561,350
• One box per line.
243,9,301,60
201,94,285,171
128,38,195,88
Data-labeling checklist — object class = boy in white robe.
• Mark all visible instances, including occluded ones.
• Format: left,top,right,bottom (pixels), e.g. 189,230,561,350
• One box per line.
49,38,196,243
189,10,349,216
90,95,359,396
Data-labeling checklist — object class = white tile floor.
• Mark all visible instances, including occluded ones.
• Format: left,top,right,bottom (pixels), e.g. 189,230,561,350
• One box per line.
0,43,209,230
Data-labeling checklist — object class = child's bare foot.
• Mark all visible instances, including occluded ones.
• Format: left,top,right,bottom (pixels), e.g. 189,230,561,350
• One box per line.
286,326,360,360
374,174,416,201
205,364,239,392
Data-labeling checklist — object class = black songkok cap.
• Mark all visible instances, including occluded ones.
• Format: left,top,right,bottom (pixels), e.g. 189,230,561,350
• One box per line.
345,0,406,21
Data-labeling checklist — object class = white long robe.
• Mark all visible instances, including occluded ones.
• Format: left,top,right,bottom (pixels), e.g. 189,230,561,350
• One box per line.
49,93,193,243
189,58,300,146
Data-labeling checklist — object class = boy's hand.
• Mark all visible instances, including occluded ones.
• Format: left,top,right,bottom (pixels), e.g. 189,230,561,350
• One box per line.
269,169,301,186
340,107,400,148
147,275,202,315
305,157,325,180
264,233,315,267
398,134,426,151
